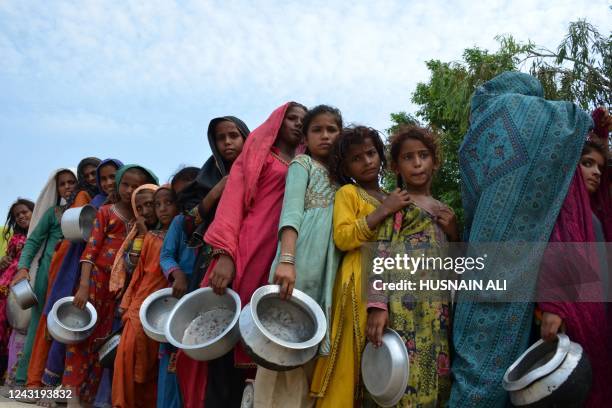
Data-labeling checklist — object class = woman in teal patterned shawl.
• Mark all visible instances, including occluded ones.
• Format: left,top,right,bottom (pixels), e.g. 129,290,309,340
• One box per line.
450,72,593,407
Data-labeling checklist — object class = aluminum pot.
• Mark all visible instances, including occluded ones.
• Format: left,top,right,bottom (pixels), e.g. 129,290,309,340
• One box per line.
165,287,241,361
61,205,96,242
503,333,592,407
97,328,121,368
140,288,179,343
10,279,38,310
238,285,326,371
6,290,30,333
47,296,97,344
361,329,409,407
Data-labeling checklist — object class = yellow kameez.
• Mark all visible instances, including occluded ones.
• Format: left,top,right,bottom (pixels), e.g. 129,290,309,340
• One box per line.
310,184,382,407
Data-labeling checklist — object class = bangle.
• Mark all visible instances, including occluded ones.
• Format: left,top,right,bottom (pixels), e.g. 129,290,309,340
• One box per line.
211,248,229,258
132,238,144,251
279,253,296,265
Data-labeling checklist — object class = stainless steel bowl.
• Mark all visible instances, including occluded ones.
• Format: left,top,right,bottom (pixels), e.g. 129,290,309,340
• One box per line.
503,333,592,407
98,330,121,368
6,290,31,333
164,287,241,361
61,205,96,242
361,328,410,407
10,279,38,310
140,288,178,343
47,296,97,344
238,285,326,371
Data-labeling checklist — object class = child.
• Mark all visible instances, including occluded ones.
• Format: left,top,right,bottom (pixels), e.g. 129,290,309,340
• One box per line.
112,186,178,408
256,105,343,407
538,138,611,407
309,126,411,407
172,116,249,408
170,166,200,195
64,165,157,405
203,103,306,404
26,157,101,389
40,159,123,391
0,199,34,381
367,125,456,406
10,168,77,387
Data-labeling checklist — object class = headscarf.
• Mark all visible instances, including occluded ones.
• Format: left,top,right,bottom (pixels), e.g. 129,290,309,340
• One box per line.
64,157,101,209
176,116,250,213
90,158,124,208
114,164,159,190
109,184,159,293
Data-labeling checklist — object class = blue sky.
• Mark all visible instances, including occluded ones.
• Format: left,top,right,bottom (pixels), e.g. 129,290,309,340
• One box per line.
0,0,609,217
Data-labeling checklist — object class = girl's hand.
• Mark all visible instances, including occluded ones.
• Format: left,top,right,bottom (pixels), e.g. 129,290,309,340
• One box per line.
11,268,30,286
541,312,565,342
367,308,389,347
172,270,188,299
434,206,459,241
73,283,89,310
211,176,229,201
135,216,148,236
381,189,411,216
209,254,235,295
274,263,296,300
0,255,12,270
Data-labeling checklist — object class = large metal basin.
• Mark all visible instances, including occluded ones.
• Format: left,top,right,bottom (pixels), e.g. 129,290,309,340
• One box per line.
140,288,178,343
238,285,326,371
61,205,96,242
47,296,97,344
361,328,410,407
10,279,38,310
164,287,241,361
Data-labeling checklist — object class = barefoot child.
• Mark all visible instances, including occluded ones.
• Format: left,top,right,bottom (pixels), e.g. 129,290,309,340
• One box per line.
112,186,178,408
366,125,457,407
258,105,343,407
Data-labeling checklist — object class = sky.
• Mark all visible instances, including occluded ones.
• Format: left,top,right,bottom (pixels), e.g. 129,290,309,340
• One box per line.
0,0,610,217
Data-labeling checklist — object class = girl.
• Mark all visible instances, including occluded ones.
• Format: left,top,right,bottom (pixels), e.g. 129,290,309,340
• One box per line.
203,103,306,403
310,126,410,406
257,105,343,407
64,164,157,405
173,116,249,408
367,125,457,407
10,168,77,386
112,186,178,408
26,157,101,389
538,138,611,407
40,159,123,391
0,199,34,381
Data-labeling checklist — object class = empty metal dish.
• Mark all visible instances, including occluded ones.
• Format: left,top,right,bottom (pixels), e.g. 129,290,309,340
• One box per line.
47,296,97,344
239,285,326,371
61,205,97,242
165,287,241,361
140,288,179,343
503,333,592,407
10,279,38,310
361,328,409,407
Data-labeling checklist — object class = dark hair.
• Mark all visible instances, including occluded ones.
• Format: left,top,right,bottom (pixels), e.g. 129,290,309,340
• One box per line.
171,167,199,191
154,187,177,202
287,102,307,113
302,105,343,135
124,167,154,184
582,137,607,159
3,198,35,243
329,126,386,185
389,125,441,188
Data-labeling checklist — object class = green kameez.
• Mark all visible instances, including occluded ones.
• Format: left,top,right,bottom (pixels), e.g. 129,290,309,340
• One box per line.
15,206,63,383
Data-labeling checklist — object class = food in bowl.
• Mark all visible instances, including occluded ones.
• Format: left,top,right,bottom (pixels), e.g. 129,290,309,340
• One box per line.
182,307,235,345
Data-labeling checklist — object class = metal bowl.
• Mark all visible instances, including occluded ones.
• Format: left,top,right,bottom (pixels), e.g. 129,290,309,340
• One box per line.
140,288,178,343
503,333,592,407
98,330,121,368
10,279,38,310
239,285,326,371
47,296,97,344
61,205,96,242
361,328,410,407
6,290,31,333
164,287,241,361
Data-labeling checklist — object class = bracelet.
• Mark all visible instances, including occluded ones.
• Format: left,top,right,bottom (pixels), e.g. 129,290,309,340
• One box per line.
211,248,229,258
279,253,296,265
132,238,144,251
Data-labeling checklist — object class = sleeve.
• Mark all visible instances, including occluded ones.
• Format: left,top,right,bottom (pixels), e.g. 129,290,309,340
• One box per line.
18,207,54,270
80,207,109,265
160,216,183,280
333,186,377,252
120,233,151,310
204,153,247,261
278,160,309,235
73,191,91,207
